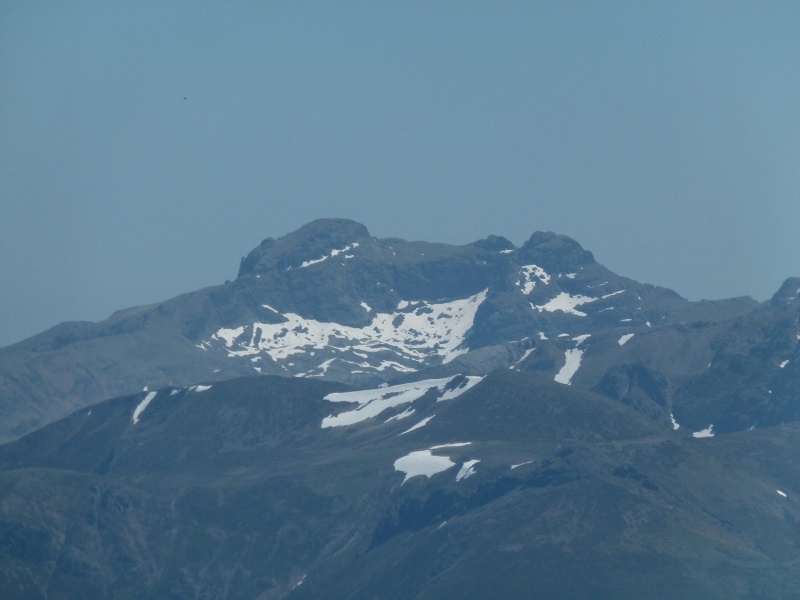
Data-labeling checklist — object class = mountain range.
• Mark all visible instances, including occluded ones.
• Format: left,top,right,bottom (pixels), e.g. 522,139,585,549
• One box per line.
1,218,799,598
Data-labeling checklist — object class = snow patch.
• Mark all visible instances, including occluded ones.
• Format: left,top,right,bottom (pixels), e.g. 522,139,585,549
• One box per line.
392,442,474,484
671,414,680,430
512,348,535,367
456,459,480,481
214,326,245,347
394,450,455,484
190,385,212,392
533,292,598,317
360,301,372,312
386,407,415,422
618,333,634,346
778,490,788,498
132,391,158,424
322,377,461,428
311,358,335,376
298,243,359,268
693,425,715,438
573,334,591,346
554,348,584,385
209,290,488,372
602,290,626,299
325,377,449,405
511,461,533,470
400,416,434,435
780,360,789,369
438,375,484,401
516,265,551,294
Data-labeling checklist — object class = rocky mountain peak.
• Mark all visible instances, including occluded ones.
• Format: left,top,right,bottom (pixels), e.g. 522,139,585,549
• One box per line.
519,231,595,273
238,218,371,276
770,277,800,306
471,234,515,252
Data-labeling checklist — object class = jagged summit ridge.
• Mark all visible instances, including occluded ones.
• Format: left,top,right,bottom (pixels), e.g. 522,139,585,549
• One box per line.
771,277,800,306
238,218,601,277
197,220,700,388
520,230,596,272
0,218,772,442
238,218,371,276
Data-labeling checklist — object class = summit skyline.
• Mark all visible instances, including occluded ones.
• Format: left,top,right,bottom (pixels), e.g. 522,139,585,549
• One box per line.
2,2,798,347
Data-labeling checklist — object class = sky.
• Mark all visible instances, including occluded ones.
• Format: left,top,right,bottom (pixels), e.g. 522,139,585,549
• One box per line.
1,2,799,348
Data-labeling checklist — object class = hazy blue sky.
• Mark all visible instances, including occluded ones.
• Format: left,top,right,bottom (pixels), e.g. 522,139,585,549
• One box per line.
2,2,799,347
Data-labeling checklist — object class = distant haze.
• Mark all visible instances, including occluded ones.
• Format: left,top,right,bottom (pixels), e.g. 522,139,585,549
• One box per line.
1,2,798,348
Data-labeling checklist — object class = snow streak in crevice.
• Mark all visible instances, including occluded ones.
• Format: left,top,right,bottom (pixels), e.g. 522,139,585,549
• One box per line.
321,376,481,428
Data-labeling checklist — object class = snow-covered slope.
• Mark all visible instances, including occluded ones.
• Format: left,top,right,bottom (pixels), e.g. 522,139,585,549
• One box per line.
0,218,769,442
201,291,488,378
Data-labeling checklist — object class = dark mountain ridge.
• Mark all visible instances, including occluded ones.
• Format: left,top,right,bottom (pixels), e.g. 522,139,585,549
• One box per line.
1,218,774,444
2,371,800,598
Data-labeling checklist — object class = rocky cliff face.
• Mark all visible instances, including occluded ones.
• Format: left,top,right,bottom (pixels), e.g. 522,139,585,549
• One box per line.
0,219,788,443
